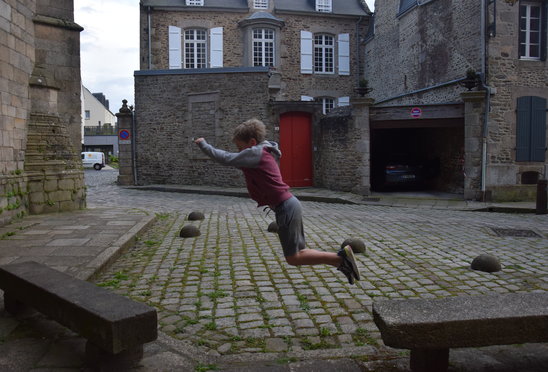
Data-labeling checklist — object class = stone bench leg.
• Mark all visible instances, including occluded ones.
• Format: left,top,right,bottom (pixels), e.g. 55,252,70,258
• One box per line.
3,293,31,315
410,348,449,372
85,341,144,369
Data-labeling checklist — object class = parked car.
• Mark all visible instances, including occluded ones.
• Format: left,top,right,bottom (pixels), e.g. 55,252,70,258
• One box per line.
383,156,424,189
81,152,105,170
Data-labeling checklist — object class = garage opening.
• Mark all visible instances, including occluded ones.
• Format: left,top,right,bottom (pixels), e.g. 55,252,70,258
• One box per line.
370,119,464,193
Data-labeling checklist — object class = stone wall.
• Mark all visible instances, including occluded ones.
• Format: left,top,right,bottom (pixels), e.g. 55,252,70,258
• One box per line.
485,1,548,198
0,0,85,227
0,0,35,225
364,0,482,106
140,6,369,102
314,99,371,194
134,69,271,187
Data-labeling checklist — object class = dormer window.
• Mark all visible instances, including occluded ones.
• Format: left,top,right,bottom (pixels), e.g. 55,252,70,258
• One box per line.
316,0,332,13
253,0,268,9
186,0,203,6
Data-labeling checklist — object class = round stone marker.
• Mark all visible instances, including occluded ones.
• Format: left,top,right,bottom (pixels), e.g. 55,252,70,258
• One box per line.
267,221,278,233
187,211,205,221
471,254,501,273
179,225,201,238
341,238,366,254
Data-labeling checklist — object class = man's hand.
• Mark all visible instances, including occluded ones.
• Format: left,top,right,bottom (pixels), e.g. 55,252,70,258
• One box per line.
194,137,204,144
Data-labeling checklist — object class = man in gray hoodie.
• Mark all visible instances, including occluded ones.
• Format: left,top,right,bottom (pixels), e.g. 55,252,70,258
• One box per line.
195,118,360,284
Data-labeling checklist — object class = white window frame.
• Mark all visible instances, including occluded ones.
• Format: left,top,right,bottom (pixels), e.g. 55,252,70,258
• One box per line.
184,29,207,69
85,110,91,120
316,0,332,13
186,0,204,6
519,2,542,60
318,97,335,114
252,28,275,67
314,34,334,74
253,0,268,9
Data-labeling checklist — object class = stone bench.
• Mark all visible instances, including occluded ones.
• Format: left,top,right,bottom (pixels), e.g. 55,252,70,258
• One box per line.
373,293,548,372
0,261,158,367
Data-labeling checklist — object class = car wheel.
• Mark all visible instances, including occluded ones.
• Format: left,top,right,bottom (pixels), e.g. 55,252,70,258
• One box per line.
93,164,102,171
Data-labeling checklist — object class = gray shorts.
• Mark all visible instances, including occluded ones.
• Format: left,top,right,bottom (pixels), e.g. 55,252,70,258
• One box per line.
274,196,306,257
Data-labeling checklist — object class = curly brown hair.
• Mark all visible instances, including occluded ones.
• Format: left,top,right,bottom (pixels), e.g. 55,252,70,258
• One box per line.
232,118,266,143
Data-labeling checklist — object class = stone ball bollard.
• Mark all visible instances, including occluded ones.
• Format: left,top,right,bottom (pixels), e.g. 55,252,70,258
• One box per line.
187,211,205,221
267,221,278,233
179,225,201,238
471,254,501,273
341,238,366,254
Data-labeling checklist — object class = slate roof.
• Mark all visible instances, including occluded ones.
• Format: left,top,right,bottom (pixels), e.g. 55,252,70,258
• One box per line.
141,0,370,16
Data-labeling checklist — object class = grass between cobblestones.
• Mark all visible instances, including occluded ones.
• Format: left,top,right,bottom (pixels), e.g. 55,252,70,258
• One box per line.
93,205,548,357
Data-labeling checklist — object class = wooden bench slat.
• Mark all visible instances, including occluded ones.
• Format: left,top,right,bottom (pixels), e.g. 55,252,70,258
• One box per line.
0,261,157,354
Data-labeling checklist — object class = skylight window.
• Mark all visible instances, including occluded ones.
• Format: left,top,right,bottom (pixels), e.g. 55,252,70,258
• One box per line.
254,0,268,9
316,0,332,13
186,0,203,6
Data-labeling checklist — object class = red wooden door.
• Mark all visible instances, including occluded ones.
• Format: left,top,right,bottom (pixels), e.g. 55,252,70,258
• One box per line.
279,112,313,187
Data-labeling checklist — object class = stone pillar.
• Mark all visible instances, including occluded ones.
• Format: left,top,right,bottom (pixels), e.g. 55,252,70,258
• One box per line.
24,2,86,215
350,97,375,196
117,101,135,185
461,91,485,201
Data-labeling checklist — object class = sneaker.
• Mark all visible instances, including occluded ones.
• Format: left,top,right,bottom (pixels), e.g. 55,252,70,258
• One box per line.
337,260,355,285
338,245,360,282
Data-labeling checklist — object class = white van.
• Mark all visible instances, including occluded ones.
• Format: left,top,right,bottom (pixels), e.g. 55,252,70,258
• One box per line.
81,152,106,170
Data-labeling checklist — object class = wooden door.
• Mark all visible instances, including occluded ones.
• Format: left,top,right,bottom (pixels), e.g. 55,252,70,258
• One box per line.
279,112,313,187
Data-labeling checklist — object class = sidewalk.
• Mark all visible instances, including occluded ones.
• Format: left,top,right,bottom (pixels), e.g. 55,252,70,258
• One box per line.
0,185,546,371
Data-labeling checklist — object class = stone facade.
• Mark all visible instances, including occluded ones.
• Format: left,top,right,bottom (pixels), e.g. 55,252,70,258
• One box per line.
0,0,85,226
364,0,547,201
135,1,372,193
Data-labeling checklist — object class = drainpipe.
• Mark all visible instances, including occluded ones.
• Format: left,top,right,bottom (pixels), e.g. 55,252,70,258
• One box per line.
147,6,152,70
132,108,138,185
355,16,363,84
480,0,491,200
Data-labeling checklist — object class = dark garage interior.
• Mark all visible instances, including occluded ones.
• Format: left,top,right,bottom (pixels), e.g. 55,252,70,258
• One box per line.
370,121,464,194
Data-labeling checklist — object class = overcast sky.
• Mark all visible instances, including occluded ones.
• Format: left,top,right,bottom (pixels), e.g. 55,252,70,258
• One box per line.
74,0,375,114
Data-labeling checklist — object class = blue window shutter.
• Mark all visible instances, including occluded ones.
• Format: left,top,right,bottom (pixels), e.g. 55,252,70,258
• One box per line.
530,96,547,162
516,96,532,162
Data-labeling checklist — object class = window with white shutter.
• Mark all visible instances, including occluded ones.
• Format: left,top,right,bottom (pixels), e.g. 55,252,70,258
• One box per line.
338,33,350,75
300,31,313,74
169,25,182,69
314,34,334,74
210,27,223,68
184,29,207,69
338,97,350,107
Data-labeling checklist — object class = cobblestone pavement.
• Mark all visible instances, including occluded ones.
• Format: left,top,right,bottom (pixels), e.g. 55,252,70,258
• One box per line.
84,168,548,367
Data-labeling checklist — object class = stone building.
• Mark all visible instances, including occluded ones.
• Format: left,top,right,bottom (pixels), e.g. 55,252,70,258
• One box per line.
133,0,372,193
364,0,547,201
0,0,85,227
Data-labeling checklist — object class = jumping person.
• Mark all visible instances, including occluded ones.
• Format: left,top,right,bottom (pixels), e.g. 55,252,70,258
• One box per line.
194,118,360,284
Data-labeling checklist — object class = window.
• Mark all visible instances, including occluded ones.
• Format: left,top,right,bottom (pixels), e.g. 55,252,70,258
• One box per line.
314,34,334,73
253,28,275,67
84,110,90,120
316,0,332,13
317,97,335,114
169,26,223,69
519,2,544,60
253,0,268,9
516,96,546,162
184,29,207,68
399,0,417,15
186,0,203,5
